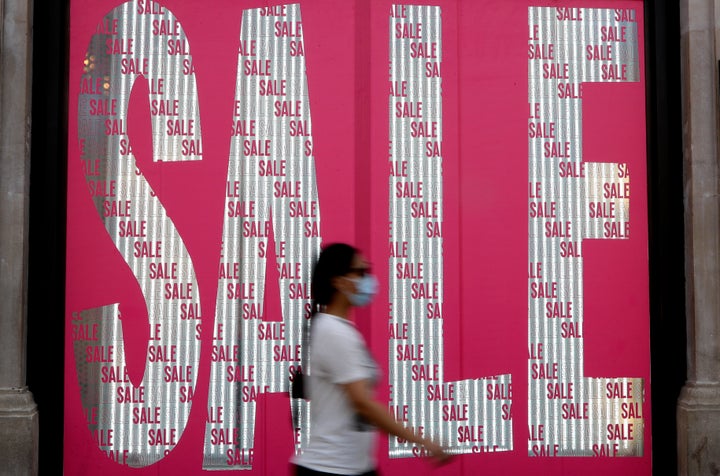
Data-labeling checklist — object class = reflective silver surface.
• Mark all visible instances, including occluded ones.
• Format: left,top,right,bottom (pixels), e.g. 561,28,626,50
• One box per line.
388,4,513,458
527,6,644,457
202,4,319,469
73,1,202,467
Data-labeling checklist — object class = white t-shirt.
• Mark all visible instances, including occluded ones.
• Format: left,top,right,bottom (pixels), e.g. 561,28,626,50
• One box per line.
293,313,380,475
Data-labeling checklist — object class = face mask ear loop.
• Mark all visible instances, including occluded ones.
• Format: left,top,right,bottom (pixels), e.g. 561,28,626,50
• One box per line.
339,280,357,305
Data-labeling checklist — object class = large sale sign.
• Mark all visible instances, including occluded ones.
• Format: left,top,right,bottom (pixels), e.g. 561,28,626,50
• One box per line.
64,1,650,474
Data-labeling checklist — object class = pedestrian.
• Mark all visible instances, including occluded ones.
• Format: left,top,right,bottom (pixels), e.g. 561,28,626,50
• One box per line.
292,243,448,475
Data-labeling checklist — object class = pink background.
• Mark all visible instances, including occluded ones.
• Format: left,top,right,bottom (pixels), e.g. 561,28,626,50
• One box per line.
65,0,650,474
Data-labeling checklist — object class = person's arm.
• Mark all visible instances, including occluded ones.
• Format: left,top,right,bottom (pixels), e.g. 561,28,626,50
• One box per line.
342,379,449,463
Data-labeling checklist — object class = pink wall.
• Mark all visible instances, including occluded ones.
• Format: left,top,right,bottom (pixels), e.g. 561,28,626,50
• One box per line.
65,1,650,474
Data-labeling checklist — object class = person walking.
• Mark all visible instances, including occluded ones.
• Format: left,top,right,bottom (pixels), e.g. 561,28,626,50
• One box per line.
292,243,448,476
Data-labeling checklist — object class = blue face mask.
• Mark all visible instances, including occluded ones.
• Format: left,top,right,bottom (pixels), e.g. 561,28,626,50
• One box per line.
344,274,379,307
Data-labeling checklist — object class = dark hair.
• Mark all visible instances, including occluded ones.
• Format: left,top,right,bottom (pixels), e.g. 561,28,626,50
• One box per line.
294,243,358,397
311,243,358,313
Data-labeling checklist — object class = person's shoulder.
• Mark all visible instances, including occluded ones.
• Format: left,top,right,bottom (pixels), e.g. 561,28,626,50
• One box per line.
313,313,359,339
